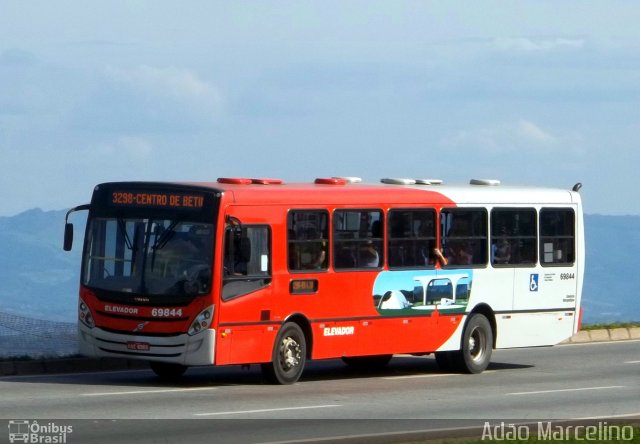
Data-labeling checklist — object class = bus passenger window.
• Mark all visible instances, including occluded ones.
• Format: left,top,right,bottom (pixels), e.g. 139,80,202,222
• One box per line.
490,208,537,266
222,225,271,300
288,211,329,271
333,209,383,270
540,208,575,266
388,209,436,268
440,209,487,267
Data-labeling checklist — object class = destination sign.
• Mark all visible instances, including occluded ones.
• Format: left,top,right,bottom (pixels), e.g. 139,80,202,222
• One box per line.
110,191,205,210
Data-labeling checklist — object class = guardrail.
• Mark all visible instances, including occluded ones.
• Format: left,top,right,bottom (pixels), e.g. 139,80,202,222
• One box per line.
0,311,77,359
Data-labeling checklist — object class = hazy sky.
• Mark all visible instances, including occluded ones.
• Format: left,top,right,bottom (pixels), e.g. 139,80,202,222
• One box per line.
1,1,639,216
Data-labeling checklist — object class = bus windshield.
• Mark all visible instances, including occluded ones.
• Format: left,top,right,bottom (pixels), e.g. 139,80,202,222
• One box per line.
82,217,214,299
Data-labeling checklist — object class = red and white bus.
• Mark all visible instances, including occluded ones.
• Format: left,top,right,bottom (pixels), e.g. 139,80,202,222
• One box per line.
64,177,584,383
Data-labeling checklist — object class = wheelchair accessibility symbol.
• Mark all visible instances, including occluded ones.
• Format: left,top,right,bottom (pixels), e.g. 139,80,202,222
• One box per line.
529,274,539,292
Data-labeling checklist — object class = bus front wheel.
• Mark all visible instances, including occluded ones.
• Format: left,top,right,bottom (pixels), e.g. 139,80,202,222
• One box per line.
262,322,307,384
458,313,493,374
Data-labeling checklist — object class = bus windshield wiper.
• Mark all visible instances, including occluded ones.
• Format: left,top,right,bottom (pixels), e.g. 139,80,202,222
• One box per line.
117,219,134,250
152,218,183,251
148,218,184,273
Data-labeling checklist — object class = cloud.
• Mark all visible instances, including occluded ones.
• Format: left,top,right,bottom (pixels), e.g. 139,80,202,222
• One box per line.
71,65,223,132
515,120,557,144
118,136,153,160
493,37,585,52
88,136,153,162
442,119,579,155
105,65,220,105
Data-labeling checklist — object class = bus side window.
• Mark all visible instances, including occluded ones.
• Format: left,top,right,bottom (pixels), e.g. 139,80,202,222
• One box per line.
490,208,537,267
540,208,575,265
222,225,271,300
388,209,436,268
288,210,329,272
440,209,488,267
333,209,383,270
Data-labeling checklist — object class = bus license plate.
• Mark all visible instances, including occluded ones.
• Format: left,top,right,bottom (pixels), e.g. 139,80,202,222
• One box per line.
127,341,150,351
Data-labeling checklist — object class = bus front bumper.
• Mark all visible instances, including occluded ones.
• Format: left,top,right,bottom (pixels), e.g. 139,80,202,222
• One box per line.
78,323,215,366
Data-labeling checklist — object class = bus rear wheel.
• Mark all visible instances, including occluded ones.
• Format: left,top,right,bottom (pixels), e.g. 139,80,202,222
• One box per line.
458,313,493,374
262,322,306,384
150,362,187,380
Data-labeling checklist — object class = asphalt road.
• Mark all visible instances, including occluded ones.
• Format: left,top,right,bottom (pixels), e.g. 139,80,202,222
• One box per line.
0,340,638,443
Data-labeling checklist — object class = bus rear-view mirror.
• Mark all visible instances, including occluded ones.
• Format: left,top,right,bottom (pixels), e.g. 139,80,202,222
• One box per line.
64,223,74,251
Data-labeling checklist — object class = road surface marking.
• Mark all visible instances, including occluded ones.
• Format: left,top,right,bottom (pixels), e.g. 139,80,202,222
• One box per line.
83,387,218,396
624,360,640,364
574,412,640,420
507,385,624,396
194,404,341,416
560,339,640,347
383,370,496,380
383,373,456,380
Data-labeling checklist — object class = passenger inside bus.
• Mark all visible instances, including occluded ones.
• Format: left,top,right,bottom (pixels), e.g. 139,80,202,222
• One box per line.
444,219,474,265
491,227,512,264
359,241,380,267
289,242,326,270
335,245,356,268
223,231,251,276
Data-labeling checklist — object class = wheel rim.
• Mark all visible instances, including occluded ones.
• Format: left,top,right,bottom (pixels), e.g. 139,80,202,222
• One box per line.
468,326,487,363
279,336,301,372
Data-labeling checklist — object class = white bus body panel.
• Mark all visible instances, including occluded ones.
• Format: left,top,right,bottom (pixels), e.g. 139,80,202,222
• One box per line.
428,186,584,350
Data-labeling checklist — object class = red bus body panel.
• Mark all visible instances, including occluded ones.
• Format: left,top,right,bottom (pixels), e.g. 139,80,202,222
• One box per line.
211,184,457,365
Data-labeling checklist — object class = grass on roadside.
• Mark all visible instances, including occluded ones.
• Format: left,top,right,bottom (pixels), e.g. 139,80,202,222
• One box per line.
581,321,640,330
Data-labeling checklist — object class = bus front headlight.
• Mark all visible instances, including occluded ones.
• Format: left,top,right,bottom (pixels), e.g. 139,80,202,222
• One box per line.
79,299,95,328
188,305,214,336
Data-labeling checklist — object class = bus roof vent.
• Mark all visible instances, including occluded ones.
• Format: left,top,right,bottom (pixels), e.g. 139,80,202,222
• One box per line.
217,177,253,185
381,178,416,185
315,177,347,185
415,179,444,185
470,178,501,186
332,176,362,184
251,178,283,185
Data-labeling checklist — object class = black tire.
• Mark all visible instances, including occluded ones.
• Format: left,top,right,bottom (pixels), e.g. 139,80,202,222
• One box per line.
342,354,392,368
262,322,306,384
150,362,188,380
457,313,493,374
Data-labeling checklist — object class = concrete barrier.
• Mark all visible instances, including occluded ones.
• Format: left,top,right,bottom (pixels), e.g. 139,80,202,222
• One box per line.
565,327,640,344
567,330,591,343
0,357,146,377
609,328,631,341
587,329,610,342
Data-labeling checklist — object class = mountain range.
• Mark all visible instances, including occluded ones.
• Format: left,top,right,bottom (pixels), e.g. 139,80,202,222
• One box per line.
0,209,638,324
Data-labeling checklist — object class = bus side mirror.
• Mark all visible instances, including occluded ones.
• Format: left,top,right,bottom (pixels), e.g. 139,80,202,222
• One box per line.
63,203,90,251
64,223,74,251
